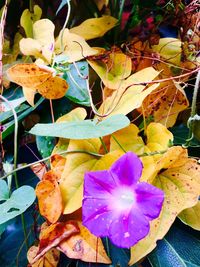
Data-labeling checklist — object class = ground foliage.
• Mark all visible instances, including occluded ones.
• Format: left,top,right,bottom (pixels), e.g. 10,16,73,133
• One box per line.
0,0,200,266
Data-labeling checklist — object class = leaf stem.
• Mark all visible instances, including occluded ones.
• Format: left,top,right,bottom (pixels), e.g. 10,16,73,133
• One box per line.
99,137,108,153
184,70,200,147
60,0,71,52
111,134,127,153
0,150,103,180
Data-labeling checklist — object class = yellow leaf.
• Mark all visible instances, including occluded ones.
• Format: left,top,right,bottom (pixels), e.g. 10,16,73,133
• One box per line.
27,246,60,267
59,221,111,264
88,51,132,89
152,38,182,65
60,138,101,214
20,19,55,63
179,201,200,230
56,107,87,123
70,16,118,40
110,124,144,154
146,122,173,151
22,86,36,106
55,29,98,62
52,107,87,155
20,5,42,38
94,0,109,10
59,139,122,214
129,148,200,265
98,67,160,116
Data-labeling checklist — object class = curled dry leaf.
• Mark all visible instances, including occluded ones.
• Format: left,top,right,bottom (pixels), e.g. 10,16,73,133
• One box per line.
6,63,68,105
27,246,60,267
35,171,63,223
32,221,79,264
58,221,111,264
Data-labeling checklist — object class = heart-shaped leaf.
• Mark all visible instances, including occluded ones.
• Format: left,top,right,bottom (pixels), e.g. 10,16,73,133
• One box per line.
0,186,36,224
29,114,130,139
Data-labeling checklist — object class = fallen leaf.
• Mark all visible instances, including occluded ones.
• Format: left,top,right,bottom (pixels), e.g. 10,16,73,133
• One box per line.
70,16,117,40
88,50,132,89
27,246,60,267
32,221,79,264
35,171,63,223
55,29,98,62
58,221,111,264
129,148,200,265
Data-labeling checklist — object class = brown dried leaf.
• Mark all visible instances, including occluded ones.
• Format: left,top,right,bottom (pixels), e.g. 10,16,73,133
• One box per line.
58,221,111,264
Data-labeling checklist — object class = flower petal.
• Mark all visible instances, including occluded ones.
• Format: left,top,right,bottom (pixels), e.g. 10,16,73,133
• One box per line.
84,170,116,198
135,182,164,219
109,152,143,186
108,207,150,248
82,198,115,237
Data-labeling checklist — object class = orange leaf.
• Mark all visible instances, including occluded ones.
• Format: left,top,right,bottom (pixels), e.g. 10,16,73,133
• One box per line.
35,171,63,223
32,221,79,264
58,221,111,264
140,81,189,127
27,246,60,267
6,63,68,105
50,154,66,179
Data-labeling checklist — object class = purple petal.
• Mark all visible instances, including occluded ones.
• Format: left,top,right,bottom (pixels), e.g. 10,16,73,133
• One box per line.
109,152,143,186
108,207,150,248
82,198,115,237
135,182,164,219
84,170,117,198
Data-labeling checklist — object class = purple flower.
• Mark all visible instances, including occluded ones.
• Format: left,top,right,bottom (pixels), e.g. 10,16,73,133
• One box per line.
82,152,164,248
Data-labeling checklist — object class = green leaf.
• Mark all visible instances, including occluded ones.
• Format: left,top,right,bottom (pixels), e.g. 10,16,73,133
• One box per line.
148,226,200,267
36,136,56,158
0,180,9,201
65,61,90,106
29,114,130,139
0,186,36,224
0,103,29,124
2,97,44,139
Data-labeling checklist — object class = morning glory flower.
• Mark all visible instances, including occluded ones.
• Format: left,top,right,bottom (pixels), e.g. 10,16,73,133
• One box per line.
82,152,164,248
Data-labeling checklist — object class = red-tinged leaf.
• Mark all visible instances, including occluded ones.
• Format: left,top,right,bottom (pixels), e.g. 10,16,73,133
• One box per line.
58,221,111,264
27,246,60,267
30,163,47,180
32,221,79,264
35,171,63,223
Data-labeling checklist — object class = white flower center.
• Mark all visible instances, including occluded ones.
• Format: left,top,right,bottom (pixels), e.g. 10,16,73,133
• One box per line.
111,187,135,211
